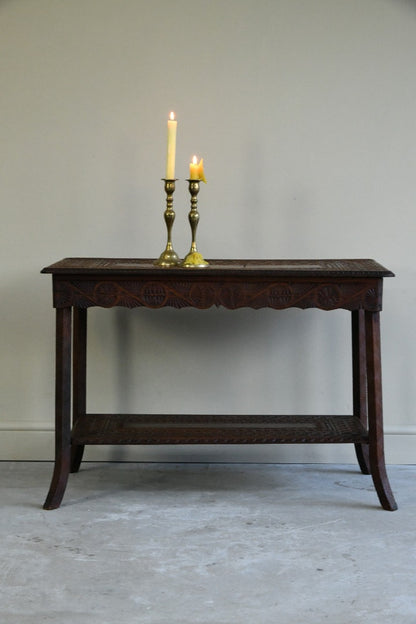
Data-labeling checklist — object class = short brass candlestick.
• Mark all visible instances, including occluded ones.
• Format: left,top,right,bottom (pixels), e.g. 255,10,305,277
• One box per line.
181,179,209,268
154,179,181,267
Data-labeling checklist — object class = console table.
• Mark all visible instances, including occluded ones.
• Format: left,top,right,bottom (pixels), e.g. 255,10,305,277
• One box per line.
41,258,397,510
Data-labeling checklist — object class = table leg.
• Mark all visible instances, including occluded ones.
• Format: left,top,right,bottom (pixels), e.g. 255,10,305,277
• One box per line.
71,307,87,473
43,307,72,510
365,311,398,511
352,310,370,474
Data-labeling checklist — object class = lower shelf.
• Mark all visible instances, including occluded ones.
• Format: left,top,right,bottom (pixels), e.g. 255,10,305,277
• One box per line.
72,414,368,445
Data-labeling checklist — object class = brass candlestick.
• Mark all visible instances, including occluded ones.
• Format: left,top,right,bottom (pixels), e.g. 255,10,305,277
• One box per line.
154,179,181,267
181,179,209,268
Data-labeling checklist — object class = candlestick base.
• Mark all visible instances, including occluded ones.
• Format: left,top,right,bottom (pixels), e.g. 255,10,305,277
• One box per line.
154,179,181,267
181,251,209,268
180,179,209,269
155,246,181,267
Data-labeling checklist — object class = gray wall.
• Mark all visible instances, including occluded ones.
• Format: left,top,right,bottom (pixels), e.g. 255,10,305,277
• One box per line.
1,0,415,462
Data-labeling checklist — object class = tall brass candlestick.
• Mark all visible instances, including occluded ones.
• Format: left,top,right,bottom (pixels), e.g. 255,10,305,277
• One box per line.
181,179,209,268
154,179,181,267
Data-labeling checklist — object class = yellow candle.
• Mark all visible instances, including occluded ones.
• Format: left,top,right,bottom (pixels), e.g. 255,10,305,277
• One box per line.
165,111,177,179
189,155,207,183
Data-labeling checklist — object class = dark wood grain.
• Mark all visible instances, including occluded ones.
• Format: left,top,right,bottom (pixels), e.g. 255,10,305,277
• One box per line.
43,308,72,510
42,258,397,510
42,258,394,277
352,310,370,474
43,258,392,312
72,414,367,445
365,311,397,511
71,308,87,474
52,276,383,311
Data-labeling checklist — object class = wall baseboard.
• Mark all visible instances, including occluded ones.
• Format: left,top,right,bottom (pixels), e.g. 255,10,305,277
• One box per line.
0,426,414,464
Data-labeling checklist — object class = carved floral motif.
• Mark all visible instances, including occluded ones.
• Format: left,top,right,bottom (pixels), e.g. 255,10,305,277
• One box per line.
316,285,341,310
54,277,382,311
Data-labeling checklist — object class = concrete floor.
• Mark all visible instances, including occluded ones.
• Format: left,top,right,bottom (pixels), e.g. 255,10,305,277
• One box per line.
0,462,415,624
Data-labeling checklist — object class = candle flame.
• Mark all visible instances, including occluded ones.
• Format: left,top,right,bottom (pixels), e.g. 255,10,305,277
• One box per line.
192,155,198,165
169,111,175,121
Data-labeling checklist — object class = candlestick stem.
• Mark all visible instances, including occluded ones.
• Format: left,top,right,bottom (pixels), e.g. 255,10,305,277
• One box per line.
181,180,209,268
155,179,181,267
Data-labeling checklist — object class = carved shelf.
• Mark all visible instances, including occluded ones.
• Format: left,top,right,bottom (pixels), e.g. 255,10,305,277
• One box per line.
72,414,368,445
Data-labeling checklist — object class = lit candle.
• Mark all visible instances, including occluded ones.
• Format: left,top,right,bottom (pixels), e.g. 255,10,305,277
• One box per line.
189,155,207,183
165,111,177,179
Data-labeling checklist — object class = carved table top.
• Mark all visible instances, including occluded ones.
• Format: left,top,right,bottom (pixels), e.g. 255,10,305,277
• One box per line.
42,258,393,311
42,258,393,277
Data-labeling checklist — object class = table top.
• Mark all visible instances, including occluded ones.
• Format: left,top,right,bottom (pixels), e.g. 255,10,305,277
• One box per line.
42,258,394,278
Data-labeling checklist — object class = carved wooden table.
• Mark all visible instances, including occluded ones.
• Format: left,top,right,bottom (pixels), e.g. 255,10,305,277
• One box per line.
41,258,397,510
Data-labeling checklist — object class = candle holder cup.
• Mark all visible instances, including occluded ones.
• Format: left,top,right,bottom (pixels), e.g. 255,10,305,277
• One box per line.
180,179,209,268
154,179,181,267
